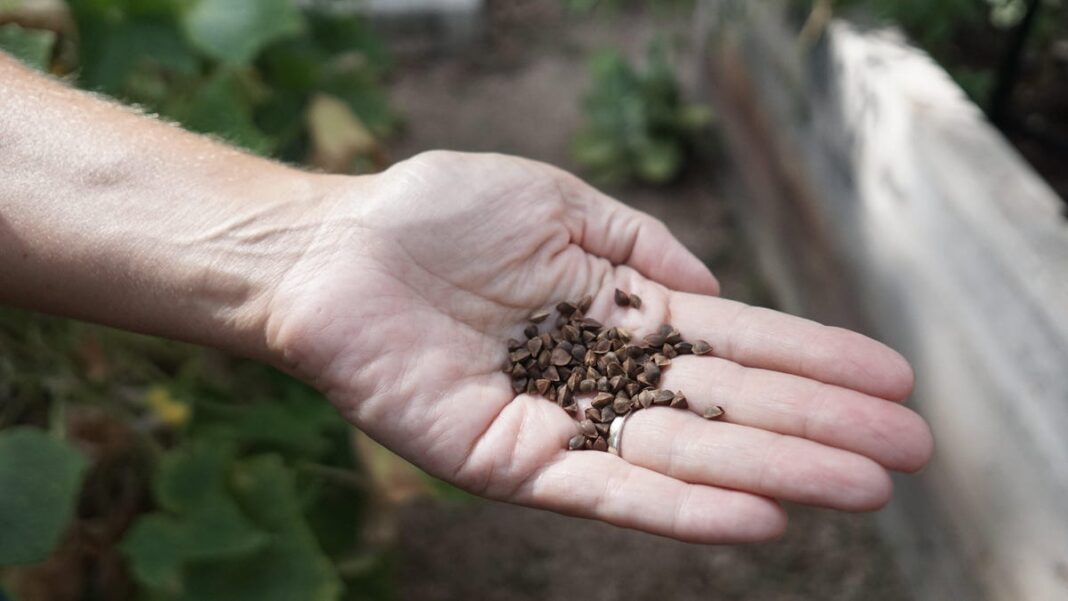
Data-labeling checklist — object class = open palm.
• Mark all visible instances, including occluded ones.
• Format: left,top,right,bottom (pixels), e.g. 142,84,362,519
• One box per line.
268,151,932,543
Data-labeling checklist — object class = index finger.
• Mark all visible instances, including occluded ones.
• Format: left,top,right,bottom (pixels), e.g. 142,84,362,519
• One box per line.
668,291,914,401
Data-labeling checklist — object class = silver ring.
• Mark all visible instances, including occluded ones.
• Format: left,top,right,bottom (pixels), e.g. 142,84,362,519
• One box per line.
607,414,629,456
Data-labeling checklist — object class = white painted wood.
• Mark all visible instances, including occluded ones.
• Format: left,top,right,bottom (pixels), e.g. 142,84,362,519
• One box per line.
701,2,1068,600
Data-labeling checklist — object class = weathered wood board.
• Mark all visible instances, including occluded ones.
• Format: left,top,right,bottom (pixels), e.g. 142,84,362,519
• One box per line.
698,2,1068,600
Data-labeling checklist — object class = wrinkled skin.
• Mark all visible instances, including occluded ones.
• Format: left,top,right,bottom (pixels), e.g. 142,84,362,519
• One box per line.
268,151,933,543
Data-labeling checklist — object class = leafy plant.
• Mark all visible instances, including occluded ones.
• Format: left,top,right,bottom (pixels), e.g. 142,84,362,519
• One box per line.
574,41,713,185
0,0,397,170
0,307,405,600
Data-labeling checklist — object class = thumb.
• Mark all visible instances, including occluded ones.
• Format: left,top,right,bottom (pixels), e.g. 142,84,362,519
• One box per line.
560,176,720,296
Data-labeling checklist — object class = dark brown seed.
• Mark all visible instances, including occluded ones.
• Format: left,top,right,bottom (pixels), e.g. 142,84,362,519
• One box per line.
512,378,527,395
621,357,636,377
674,341,693,355
657,324,674,337
579,379,596,393
526,379,538,394
524,324,539,339
653,354,671,367
600,407,617,422
595,422,610,437
557,301,577,315
577,294,593,314
537,350,551,369
636,373,652,387
502,358,513,374
585,408,602,423
566,370,581,390
593,339,612,354
643,362,661,384
665,330,682,345
614,288,630,307
702,405,725,420
509,349,531,363
625,381,641,397
596,376,609,392
670,392,688,409
662,344,678,359
507,338,523,351
637,390,654,409
563,403,578,416
616,327,632,343
593,437,609,452
629,294,642,309
571,345,586,362
582,438,593,450
568,434,586,450
608,375,624,392
558,385,573,406
535,379,550,395
584,350,597,366
592,392,614,408
643,333,666,348
544,365,560,382
561,324,580,343
526,337,543,357
653,390,675,405
579,419,598,438
580,317,603,331
511,363,528,379
582,330,596,344
540,332,552,347
692,340,713,355
586,367,601,381
606,362,625,378
603,351,620,365
529,309,551,324
547,385,557,402
613,395,632,414
551,347,572,367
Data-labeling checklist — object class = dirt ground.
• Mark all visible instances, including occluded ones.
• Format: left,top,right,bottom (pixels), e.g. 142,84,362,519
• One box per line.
384,5,912,600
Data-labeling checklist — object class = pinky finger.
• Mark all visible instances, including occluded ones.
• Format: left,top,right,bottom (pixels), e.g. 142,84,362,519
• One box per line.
510,450,787,544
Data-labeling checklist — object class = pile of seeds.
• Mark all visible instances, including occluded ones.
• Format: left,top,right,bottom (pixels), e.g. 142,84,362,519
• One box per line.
502,290,725,452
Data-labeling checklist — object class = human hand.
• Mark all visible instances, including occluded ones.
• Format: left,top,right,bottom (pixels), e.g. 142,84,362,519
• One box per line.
266,151,933,543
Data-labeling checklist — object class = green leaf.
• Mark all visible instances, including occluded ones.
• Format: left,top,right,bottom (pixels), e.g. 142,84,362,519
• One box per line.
0,427,88,566
635,139,683,183
155,440,234,513
182,0,304,65
178,455,341,601
163,70,274,155
120,514,186,593
0,24,56,71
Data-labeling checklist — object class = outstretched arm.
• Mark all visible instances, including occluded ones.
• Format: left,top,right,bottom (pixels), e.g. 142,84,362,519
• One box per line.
0,52,336,360
0,52,933,543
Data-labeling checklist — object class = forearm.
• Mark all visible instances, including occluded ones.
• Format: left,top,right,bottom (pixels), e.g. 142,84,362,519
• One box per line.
0,53,337,360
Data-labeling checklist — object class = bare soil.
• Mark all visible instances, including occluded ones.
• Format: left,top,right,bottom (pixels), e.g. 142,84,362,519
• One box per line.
384,5,912,600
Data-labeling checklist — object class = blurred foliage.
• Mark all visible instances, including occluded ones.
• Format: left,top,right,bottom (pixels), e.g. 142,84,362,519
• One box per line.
0,1,417,599
797,0,1067,105
0,0,396,170
0,309,406,600
574,41,713,185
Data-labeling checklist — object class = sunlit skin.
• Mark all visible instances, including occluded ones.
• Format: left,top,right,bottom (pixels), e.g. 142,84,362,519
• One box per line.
0,53,933,543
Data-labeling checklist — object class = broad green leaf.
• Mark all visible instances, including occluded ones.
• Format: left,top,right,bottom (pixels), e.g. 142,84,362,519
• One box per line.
178,455,341,601
0,428,87,566
67,4,198,96
0,24,56,71
181,0,304,65
120,514,186,594
181,497,268,560
155,440,233,513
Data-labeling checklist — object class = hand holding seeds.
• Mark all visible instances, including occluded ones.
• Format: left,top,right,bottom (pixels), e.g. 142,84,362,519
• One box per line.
269,151,934,544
